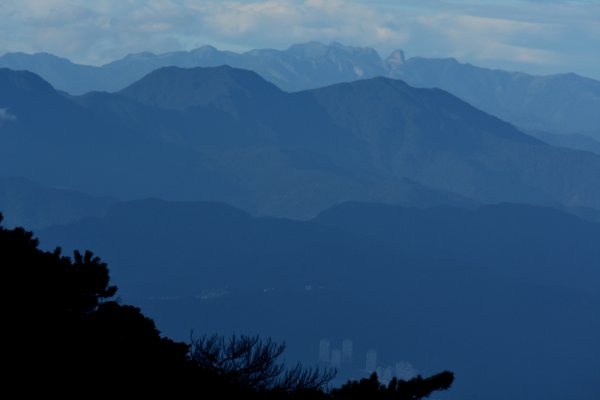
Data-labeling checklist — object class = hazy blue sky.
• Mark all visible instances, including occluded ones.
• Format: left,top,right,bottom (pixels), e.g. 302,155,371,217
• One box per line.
1,0,599,78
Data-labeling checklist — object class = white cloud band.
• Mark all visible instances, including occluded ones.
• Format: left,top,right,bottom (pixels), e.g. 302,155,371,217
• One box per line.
0,108,16,121
0,1,598,79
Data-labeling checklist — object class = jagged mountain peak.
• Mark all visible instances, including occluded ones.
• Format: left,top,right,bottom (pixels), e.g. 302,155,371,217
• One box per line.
190,45,221,56
119,51,158,61
385,49,406,65
287,41,382,61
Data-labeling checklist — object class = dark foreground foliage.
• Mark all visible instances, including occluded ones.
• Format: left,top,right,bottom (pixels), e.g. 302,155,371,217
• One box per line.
331,371,455,400
0,212,453,398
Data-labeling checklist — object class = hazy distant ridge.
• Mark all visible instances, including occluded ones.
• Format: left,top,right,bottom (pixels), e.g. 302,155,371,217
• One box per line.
2,42,600,140
2,65,600,219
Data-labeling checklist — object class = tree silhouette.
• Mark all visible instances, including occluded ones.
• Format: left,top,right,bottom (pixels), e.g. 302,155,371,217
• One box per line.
1,212,192,380
191,333,335,396
1,211,454,398
331,371,454,400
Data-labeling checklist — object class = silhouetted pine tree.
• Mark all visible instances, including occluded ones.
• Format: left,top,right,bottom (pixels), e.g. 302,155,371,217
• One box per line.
0,212,454,398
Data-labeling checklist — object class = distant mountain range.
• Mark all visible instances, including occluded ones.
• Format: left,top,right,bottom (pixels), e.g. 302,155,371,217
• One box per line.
2,66,600,220
2,42,599,142
36,198,600,400
527,130,600,155
0,176,114,229
2,42,600,400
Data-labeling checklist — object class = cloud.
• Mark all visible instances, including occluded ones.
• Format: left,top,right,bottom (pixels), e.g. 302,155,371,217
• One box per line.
185,0,410,51
0,108,16,122
0,1,411,63
0,1,598,78
414,14,561,64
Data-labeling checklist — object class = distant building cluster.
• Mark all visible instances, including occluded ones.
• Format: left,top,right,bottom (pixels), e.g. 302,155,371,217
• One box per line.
319,338,353,368
318,339,418,385
365,349,377,372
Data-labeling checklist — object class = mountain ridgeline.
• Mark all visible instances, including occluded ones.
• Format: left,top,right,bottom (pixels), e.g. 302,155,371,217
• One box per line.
2,42,600,141
2,42,600,400
0,176,114,229
2,66,600,220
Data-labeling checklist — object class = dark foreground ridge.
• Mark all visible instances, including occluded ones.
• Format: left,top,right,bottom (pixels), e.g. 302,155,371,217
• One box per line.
1,212,453,397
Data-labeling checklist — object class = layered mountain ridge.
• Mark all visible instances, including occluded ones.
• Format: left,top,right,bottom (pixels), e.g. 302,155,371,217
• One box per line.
2,42,600,141
2,42,600,400
2,65,600,220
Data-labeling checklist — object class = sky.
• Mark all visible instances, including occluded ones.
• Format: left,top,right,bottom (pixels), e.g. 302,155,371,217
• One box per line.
1,0,599,79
